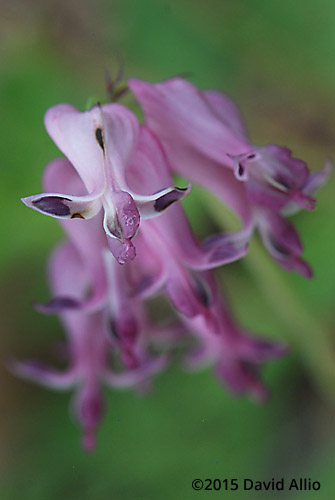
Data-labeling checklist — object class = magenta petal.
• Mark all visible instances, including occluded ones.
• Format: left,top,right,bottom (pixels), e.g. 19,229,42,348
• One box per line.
282,160,333,216
103,354,169,389
235,334,288,362
135,185,191,219
10,359,75,389
21,191,102,220
165,270,213,319
198,231,250,269
72,384,105,453
44,103,140,193
107,236,136,265
34,296,82,314
258,210,313,278
216,359,268,402
125,231,166,297
203,89,248,139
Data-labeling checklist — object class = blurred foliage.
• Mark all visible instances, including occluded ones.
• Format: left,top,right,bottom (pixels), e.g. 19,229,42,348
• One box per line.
0,0,334,499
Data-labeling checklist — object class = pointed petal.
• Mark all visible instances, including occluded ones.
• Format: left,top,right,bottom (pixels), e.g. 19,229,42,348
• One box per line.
125,231,167,297
9,359,76,390
232,331,288,363
257,210,313,278
44,104,106,192
135,185,191,219
71,383,105,453
282,160,333,216
216,358,268,402
103,354,168,389
106,236,136,265
22,191,102,220
193,230,250,270
41,159,109,310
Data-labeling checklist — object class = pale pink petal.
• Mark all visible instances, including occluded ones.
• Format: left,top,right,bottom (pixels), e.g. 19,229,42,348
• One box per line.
9,359,76,389
203,89,248,139
129,78,249,166
44,104,106,192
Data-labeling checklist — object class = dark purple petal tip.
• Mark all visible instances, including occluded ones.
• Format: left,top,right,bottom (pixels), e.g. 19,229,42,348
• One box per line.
154,187,188,212
32,196,72,216
34,297,81,314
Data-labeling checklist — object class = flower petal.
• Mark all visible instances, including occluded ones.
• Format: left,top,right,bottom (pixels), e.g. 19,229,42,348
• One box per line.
257,210,313,278
103,354,169,389
44,104,106,192
22,191,102,220
282,160,333,216
135,185,191,218
44,102,140,193
203,89,248,139
129,78,249,166
9,359,76,389
71,383,105,452
231,145,313,211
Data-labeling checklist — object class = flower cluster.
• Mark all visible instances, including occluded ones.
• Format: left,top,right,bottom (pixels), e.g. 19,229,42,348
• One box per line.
15,76,330,451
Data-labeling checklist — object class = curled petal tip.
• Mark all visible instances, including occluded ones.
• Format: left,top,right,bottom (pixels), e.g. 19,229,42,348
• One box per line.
291,191,316,211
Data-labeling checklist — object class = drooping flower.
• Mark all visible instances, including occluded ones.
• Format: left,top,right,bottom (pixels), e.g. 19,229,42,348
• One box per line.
22,102,190,264
129,77,327,210
35,157,109,313
14,69,330,453
181,273,287,400
129,77,332,276
122,126,249,319
12,238,168,451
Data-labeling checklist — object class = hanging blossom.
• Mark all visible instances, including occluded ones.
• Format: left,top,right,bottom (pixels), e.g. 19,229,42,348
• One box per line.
129,77,332,277
179,273,287,401
12,221,169,451
120,139,287,399
21,102,190,264
14,72,330,451
121,125,250,321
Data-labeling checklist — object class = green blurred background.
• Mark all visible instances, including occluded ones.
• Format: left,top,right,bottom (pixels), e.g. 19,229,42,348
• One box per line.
0,1,334,498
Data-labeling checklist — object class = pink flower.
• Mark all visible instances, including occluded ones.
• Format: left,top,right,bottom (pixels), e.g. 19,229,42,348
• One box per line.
22,103,190,264
12,237,167,451
181,274,287,400
129,77,326,210
129,77,332,276
123,126,249,318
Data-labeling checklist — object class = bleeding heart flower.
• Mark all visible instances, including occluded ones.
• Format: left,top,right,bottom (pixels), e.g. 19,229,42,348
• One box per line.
22,102,190,264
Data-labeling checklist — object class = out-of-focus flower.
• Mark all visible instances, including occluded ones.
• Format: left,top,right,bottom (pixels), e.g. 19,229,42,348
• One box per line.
129,77,332,276
12,238,167,451
15,71,330,452
181,274,287,400
22,103,190,264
